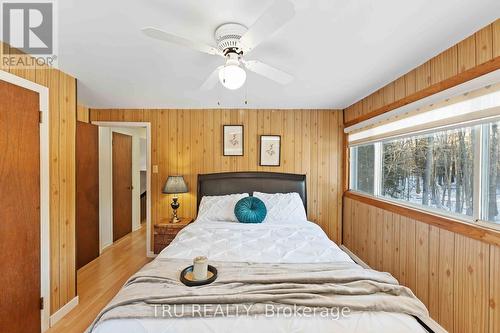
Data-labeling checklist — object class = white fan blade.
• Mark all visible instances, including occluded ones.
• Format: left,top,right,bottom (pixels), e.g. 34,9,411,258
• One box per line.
244,60,293,85
141,27,222,56
200,66,223,90
239,0,295,53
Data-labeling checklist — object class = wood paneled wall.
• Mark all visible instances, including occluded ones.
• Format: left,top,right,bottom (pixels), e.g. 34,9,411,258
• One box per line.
344,19,500,126
77,105,90,123
1,43,76,314
343,196,499,333
90,109,344,245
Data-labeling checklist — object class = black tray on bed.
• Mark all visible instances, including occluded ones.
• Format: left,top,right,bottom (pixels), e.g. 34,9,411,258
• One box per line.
180,265,218,286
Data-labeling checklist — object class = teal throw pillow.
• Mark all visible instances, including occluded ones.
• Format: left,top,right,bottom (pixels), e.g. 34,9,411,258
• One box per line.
234,197,267,223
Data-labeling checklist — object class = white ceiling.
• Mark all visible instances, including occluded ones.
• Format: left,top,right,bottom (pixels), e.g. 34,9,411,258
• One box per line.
58,0,499,109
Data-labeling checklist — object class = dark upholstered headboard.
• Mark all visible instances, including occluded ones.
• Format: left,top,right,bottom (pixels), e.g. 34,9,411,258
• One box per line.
197,172,307,212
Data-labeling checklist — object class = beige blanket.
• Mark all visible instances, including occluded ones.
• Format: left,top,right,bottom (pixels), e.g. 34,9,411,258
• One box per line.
88,258,431,332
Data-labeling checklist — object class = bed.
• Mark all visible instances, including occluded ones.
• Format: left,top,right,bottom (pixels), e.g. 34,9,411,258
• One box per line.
90,172,443,333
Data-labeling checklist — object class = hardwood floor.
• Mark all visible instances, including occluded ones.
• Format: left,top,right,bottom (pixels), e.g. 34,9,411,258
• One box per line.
47,226,151,333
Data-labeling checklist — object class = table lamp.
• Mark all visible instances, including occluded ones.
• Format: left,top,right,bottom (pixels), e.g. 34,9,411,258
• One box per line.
162,175,188,223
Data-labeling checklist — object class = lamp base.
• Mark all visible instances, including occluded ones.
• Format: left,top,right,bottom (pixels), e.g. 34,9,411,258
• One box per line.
171,197,180,223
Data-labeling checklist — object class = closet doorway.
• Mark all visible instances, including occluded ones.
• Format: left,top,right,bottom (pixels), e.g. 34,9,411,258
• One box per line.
76,121,100,269
0,73,50,332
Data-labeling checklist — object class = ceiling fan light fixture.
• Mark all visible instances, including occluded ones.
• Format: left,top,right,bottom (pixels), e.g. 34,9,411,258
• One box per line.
219,55,246,90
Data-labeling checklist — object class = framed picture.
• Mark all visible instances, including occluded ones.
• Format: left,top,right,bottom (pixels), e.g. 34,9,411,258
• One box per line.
260,135,281,166
223,125,244,156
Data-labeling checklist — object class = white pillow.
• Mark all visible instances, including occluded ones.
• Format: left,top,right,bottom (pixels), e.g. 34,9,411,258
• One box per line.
196,193,249,222
253,191,307,224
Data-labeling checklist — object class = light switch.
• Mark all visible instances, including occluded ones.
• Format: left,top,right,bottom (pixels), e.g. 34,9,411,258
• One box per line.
152,165,159,174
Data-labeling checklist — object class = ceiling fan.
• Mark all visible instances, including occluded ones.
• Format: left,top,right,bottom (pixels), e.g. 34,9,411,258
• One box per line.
141,0,295,90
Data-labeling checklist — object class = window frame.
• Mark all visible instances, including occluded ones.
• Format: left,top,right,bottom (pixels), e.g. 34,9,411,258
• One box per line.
349,143,376,194
348,121,500,230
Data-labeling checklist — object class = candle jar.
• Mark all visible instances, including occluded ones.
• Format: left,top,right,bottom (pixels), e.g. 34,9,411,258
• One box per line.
193,256,208,281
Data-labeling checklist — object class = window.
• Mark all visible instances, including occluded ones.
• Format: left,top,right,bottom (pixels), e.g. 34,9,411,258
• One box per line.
382,127,475,217
349,118,500,225
350,144,375,194
347,83,500,226
485,121,500,222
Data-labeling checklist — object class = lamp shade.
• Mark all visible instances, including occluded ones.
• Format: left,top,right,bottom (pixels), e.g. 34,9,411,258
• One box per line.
162,176,188,194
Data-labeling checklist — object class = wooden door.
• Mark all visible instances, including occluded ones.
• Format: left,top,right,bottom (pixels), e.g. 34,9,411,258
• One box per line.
76,121,100,269
0,80,41,332
112,132,133,241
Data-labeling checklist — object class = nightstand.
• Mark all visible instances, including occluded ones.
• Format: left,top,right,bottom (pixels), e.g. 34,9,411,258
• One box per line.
153,217,193,254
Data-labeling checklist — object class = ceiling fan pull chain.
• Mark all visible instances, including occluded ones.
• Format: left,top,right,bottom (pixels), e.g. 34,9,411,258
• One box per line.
245,80,248,105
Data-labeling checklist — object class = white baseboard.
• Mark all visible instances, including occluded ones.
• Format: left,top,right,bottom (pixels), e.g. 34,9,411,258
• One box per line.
50,296,79,327
100,241,112,254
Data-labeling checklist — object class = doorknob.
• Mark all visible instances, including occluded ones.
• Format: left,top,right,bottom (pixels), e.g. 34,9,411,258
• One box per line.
128,185,134,190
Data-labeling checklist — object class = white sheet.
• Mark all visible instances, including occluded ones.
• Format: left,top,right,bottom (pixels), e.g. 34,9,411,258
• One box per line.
93,220,427,333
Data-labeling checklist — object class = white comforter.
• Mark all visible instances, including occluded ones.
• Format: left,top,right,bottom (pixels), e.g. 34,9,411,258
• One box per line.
158,220,353,263
94,220,428,333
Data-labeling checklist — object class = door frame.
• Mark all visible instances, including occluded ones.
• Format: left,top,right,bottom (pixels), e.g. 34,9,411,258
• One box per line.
92,121,153,257
0,70,50,331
